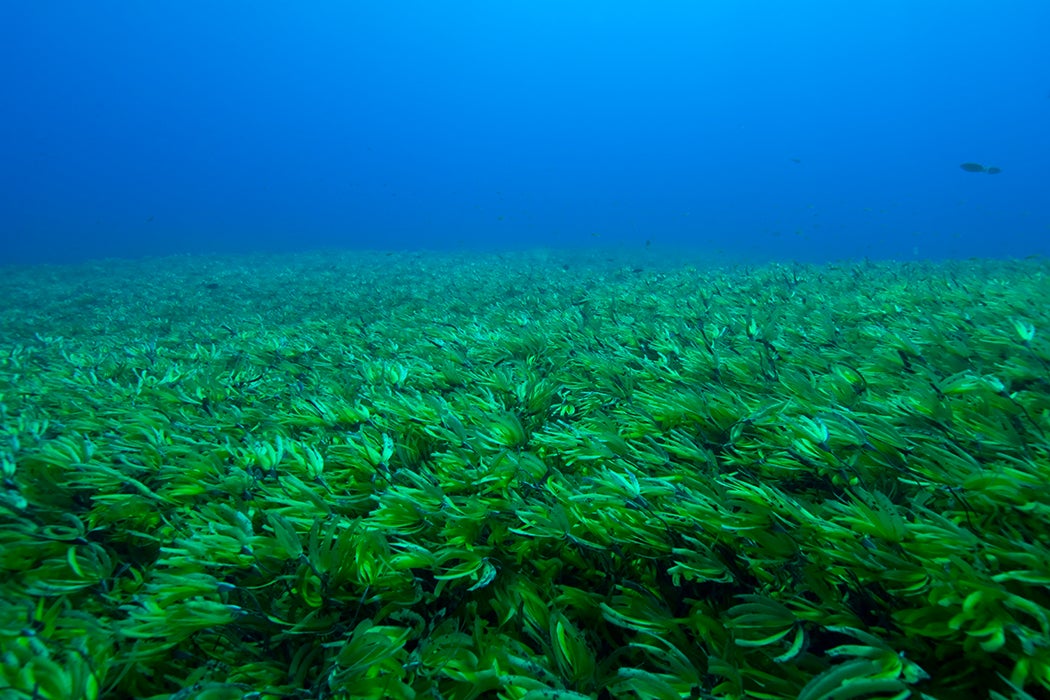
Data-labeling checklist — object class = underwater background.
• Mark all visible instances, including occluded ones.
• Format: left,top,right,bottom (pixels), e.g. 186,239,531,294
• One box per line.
4,3,1050,700
2,0,1050,265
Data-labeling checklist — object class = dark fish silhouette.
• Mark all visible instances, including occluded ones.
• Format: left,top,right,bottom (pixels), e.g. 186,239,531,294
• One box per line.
959,163,1002,175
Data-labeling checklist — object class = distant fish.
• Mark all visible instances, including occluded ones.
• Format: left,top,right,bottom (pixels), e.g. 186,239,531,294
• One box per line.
959,162,1002,175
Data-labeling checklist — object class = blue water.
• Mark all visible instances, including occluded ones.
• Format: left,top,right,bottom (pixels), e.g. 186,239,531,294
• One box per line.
3,1,1048,266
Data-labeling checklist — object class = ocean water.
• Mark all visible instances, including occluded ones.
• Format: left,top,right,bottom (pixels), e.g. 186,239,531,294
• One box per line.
3,4,1050,700
2,1,1049,265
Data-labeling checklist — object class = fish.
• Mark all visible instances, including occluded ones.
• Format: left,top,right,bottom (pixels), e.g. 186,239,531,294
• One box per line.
960,162,986,173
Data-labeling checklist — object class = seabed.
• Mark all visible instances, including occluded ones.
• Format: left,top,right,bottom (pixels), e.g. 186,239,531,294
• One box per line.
1,249,1049,699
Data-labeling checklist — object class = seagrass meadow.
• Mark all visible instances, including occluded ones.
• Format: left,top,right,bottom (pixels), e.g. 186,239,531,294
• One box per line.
1,249,1049,700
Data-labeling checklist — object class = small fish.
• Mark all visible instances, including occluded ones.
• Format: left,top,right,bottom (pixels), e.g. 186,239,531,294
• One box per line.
960,162,986,173
986,166,1002,175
